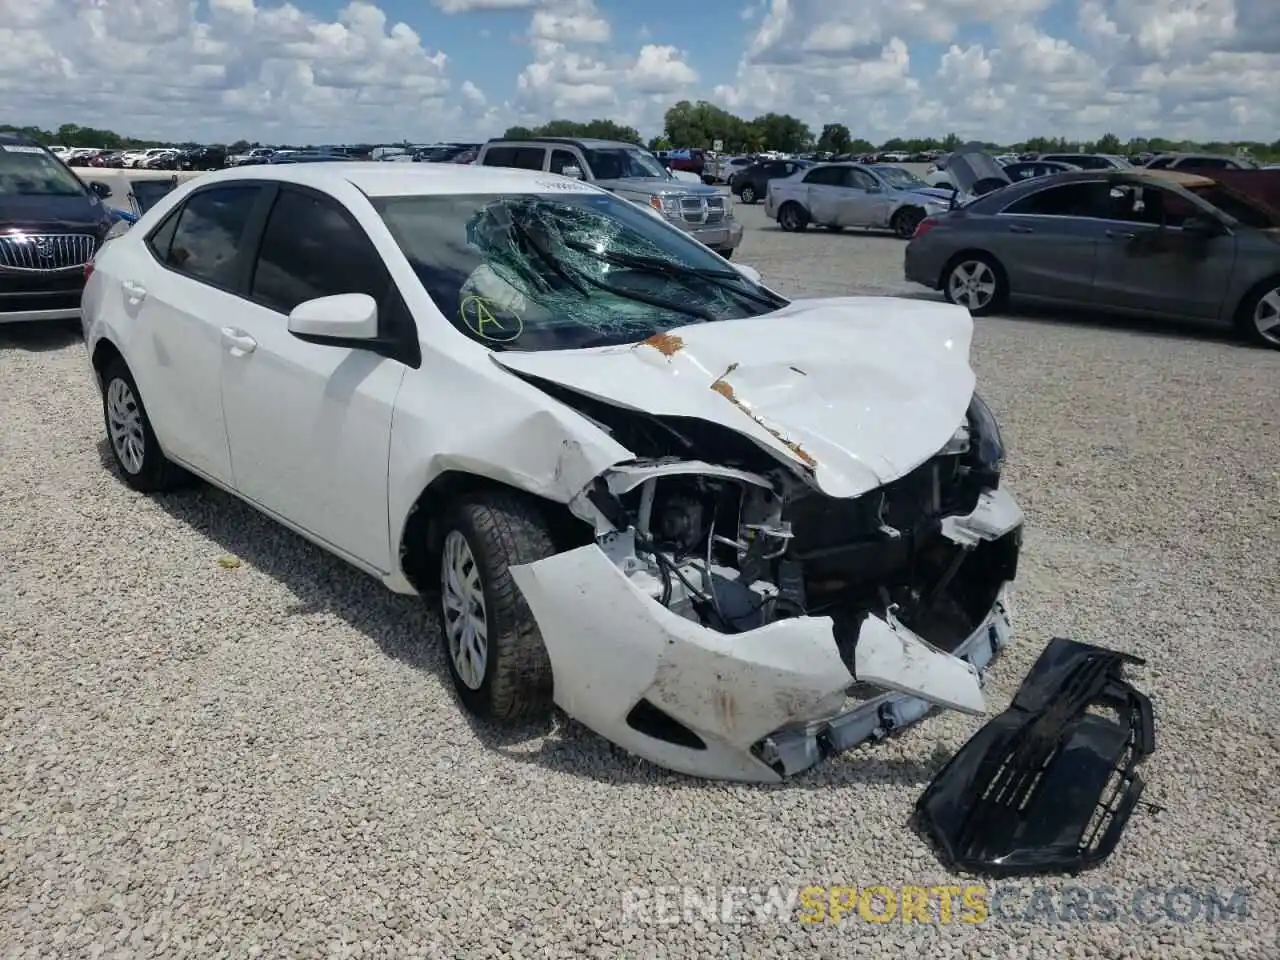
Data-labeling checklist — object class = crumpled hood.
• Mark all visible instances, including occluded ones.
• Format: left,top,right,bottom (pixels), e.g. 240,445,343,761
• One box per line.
493,297,977,499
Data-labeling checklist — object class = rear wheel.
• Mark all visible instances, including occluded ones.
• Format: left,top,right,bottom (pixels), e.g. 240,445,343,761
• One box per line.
1236,278,1280,350
778,202,808,232
943,253,1007,316
436,493,557,721
740,184,757,204
100,357,188,492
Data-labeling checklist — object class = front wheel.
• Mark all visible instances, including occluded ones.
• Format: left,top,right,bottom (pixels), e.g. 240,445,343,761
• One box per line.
892,207,925,239
437,493,557,722
740,184,757,204
943,254,1006,316
1236,278,1280,350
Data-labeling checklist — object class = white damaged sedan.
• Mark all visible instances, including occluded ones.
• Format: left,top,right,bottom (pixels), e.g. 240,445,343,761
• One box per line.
81,162,1024,783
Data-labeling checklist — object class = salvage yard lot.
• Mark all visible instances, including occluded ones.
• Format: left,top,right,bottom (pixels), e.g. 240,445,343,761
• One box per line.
2,199,1278,958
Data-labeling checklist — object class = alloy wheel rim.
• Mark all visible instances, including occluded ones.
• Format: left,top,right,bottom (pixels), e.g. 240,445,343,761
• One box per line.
441,530,488,690
1254,287,1280,344
897,212,921,237
949,261,996,310
742,187,755,202
106,378,145,475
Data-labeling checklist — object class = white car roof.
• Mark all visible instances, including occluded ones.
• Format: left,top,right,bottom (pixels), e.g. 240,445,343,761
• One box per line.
188,162,609,199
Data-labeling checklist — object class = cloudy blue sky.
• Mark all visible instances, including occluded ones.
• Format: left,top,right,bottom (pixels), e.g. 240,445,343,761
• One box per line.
2,0,1276,145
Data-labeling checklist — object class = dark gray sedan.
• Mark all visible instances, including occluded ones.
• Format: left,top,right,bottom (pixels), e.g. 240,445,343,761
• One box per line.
904,166,1280,349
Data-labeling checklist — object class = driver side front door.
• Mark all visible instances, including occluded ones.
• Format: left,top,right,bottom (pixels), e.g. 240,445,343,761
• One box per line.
1088,184,1237,319
219,185,409,572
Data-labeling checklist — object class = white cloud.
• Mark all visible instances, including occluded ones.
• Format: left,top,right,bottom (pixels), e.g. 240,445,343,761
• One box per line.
0,0,1274,146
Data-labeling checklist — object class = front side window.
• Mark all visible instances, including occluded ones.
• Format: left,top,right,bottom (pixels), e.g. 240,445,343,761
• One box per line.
165,186,261,287
372,191,788,353
0,143,87,197
549,150,580,175
250,188,389,315
844,168,879,190
582,147,667,180
871,165,927,189
1002,182,1108,217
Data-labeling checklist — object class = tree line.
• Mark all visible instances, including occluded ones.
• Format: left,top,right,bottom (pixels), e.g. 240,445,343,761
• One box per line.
7,111,1279,160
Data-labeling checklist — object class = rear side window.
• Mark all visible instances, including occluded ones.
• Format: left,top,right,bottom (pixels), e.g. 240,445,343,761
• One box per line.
165,186,261,288
132,180,178,214
250,188,390,315
803,166,842,186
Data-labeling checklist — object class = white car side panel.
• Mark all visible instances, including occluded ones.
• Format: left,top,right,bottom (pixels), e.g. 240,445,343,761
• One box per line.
220,299,407,571
102,242,235,483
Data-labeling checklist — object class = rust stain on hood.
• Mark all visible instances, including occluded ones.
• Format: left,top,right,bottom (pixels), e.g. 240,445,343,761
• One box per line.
641,332,685,357
708,363,819,468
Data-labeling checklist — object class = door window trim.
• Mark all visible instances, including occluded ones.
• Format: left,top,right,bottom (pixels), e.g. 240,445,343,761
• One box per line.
242,182,423,368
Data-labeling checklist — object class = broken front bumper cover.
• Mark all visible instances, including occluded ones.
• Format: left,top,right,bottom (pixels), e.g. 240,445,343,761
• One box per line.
510,487,1024,783
914,637,1156,877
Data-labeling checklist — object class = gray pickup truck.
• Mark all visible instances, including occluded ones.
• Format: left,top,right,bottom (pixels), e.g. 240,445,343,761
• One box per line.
475,137,743,259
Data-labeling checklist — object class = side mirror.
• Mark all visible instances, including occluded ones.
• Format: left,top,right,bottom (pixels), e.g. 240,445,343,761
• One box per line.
560,165,584,180
288,293,379,343
732,262,762,284
89,181,112,199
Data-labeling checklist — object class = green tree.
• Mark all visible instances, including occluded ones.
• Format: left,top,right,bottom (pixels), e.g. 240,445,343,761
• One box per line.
816,123,851,154
502,119,641,144
752,113,813,153
1093,132,1122,154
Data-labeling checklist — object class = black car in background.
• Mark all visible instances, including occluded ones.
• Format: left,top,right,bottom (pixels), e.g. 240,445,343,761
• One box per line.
730,158,813,204
0,133,114,324
414,143,481,162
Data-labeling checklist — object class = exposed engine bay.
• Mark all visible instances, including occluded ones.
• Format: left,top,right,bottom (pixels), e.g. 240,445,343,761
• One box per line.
575,399,1019,675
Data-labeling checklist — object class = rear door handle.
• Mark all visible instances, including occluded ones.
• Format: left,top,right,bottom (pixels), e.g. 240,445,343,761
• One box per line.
1106,230,1136,240
1007,223,1034,233
121,280,147,301
220,327,257,356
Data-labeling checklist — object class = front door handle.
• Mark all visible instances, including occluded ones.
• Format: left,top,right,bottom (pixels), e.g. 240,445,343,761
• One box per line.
121,279,147,301
220,327,257,356
1007,223,1034,234
1105,229,1136,240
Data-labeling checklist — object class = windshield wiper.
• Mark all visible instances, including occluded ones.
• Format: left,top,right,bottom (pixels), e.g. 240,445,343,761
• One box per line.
561,239,787,310
504,215,589,295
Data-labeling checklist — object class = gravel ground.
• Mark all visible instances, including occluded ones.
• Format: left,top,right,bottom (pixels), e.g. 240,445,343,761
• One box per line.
2,203,1278,959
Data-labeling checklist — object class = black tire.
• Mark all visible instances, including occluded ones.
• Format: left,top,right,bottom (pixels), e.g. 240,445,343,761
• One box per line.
436,493,557,722
718,248,734,261
100,357,188,492
825,224,845,233
941,252,1007,317
702,175,716,185
892,206,925,239
740,184,757,204
778,202,808,232
1233,276,1280,350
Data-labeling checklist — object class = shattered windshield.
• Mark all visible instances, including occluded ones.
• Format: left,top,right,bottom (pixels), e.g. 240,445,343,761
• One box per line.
583,148,669,180
872,165,928,189
0,144,87,197
373,191,788,352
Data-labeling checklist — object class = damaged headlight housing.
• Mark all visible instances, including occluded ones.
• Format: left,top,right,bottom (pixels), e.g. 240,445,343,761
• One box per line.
967,392,1005,474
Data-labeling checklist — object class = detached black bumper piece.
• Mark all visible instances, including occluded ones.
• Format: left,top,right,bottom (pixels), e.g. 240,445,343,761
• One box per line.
914,637,1155,877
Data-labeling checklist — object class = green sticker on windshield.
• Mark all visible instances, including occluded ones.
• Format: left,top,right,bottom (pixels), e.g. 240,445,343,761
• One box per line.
460,296,523,342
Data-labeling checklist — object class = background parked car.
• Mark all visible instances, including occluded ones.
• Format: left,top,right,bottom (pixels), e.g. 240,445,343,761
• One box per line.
1001,160,1081,181
765,162,954,238
1037,153,1132,170
904,163,1280,349
1144,153,1258,171
730,158,812,204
